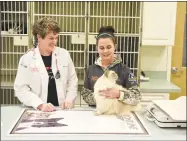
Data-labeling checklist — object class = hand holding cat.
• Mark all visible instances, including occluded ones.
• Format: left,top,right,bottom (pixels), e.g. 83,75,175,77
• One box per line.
99,87,120,99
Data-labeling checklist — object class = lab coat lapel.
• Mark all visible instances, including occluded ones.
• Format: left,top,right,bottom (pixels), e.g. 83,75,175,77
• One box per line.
34,47,49,102
34,47,48,76
51,48,63,105
51,48,58,77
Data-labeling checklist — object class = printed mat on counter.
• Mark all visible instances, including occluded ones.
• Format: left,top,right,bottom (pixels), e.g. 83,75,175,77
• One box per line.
10,109,148,135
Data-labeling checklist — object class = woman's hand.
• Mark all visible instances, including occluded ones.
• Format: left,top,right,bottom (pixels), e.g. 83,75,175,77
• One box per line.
37,103,56,112
99,87,120,99
61,101,73,109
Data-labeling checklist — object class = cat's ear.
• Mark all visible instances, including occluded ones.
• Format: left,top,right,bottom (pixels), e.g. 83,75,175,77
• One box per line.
104,70,109,78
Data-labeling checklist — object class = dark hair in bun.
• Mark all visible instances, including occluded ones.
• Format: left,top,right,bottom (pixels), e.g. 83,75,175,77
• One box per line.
98,26,115,34
96,26,116,45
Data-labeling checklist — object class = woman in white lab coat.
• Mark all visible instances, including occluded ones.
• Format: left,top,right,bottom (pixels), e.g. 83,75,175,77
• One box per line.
14,17,78,112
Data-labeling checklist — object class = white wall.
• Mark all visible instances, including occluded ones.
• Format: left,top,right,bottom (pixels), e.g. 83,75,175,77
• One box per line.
140,45,172,81
140,46,168,71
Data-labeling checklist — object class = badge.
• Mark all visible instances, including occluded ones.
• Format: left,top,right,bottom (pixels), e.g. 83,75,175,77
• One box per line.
91,76,99,82
29,64,39,73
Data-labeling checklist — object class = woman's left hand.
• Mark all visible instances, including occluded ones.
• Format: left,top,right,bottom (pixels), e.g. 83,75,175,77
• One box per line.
61,101,73,109
99,88,120,99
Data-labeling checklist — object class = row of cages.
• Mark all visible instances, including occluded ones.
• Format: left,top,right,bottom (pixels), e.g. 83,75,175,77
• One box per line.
0,87,88,106
1,35,140,84
1,1,142,34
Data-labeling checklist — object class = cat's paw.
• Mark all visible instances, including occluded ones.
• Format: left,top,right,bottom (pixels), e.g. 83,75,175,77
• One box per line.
93,110,102,116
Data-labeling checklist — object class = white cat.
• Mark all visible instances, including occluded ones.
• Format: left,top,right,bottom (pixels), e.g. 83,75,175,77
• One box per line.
93,70,140,116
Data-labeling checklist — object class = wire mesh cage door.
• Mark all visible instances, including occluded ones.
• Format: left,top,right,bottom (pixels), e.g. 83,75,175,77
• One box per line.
0,1,29,104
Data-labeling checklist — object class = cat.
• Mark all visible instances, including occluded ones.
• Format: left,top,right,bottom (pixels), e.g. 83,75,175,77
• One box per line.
93,70,140,116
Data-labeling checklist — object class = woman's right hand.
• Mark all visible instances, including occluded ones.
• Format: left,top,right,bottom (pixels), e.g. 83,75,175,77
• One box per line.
99,87,120,99
37,103,56,112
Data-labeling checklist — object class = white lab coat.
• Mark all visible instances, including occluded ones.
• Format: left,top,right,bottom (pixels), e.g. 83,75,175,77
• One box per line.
14,47,78,109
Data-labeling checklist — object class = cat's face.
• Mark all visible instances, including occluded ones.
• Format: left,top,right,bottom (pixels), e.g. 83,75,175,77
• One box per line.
107,71,118,81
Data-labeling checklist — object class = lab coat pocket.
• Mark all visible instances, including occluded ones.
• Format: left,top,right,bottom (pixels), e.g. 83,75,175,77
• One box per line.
29,71,41,93
59,65,68,83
